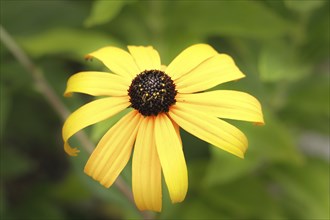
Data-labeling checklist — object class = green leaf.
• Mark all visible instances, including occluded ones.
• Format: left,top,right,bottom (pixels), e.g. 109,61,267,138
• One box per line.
50,172,91,202
16,196,65,220
241,110,303,164
284,0,326,14
17,28,122,59
287,76,329,116
166,1,292,39
1,1,90,35
203,147,260,187
84,0,133,27
201,176,284,219
258,42,312,82
204,109,303,187
279,74,330,133
269,158,330,219
0,147,36,180
171,198,229,220
302,5,330,62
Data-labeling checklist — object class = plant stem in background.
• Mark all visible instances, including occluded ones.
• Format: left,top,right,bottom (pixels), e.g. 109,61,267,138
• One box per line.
0,25,153,220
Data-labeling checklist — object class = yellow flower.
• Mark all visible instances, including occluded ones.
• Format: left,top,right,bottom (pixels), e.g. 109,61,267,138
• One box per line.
62,44,264,212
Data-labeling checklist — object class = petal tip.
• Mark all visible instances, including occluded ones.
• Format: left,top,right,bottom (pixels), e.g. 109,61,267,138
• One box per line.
64,142,80,156
137,206,162,213
63,91,72,97
100,180,112,188
234,71,246,81
84,54,93,61
170,192,187,204
254,121,265,126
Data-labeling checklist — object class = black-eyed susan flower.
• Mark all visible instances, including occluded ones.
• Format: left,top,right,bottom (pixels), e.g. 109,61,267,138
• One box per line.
62,44,264,212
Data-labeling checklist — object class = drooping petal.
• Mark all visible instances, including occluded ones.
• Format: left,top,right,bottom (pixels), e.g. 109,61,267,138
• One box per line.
175,54,245,93
176,90,264,125
84,110,142,188
128,46,161,72
86,46,140,79
62,96,130,156
166,44,217,80
169,105,248,158
132,117,162,212
64,142,79,156
154,114,188,203
64,71,130,97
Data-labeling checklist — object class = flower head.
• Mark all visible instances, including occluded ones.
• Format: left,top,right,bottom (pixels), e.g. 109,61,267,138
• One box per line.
62,44,264,211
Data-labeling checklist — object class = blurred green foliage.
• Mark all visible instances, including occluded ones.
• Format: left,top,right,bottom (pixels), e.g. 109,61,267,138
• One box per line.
1,0,329,219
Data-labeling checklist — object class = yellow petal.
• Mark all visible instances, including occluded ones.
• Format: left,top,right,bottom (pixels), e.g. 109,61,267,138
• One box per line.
175,54,245,93
84,110,142,187
62,96,130,156
161,65,167,71
169,105,248,158
176,90,264,125
64,71,130,97
154,114,188,203
128,46,161,72
166,44,217,80
86,46,140,79
169,118,182,146
64,142,80,156
132,117,162,212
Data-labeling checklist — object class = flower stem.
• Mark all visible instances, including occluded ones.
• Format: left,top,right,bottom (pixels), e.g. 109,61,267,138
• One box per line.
0,25,153,220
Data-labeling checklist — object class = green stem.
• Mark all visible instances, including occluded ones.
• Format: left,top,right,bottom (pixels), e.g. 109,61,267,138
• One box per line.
0,25,153,220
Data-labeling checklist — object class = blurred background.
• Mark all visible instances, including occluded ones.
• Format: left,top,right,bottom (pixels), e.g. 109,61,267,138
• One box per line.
1,0,329,219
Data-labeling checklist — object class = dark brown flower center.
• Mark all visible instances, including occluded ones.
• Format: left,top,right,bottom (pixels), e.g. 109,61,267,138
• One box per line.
128,70,177,116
